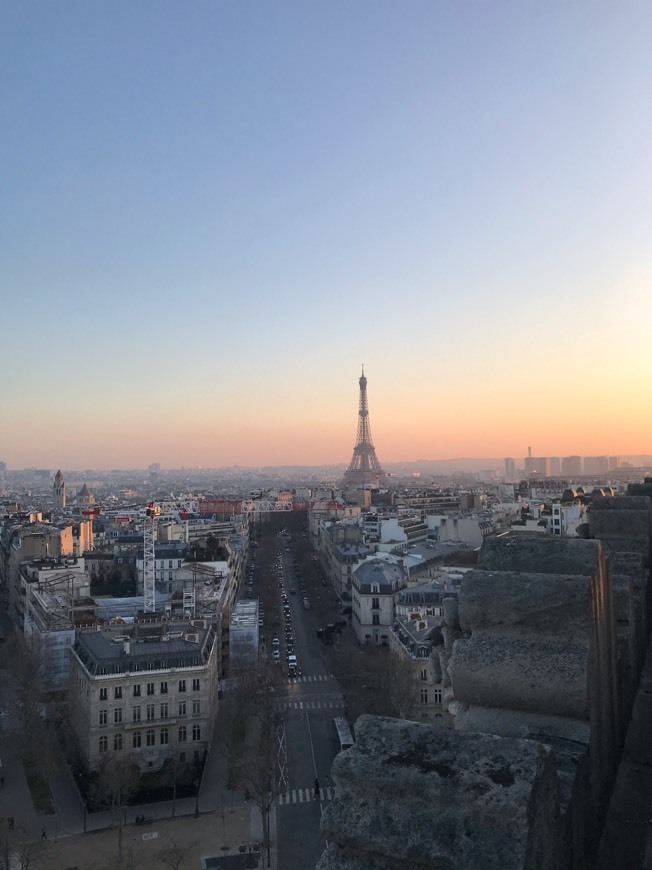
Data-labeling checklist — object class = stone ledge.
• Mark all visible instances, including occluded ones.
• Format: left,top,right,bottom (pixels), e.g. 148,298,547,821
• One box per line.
318,715,561,870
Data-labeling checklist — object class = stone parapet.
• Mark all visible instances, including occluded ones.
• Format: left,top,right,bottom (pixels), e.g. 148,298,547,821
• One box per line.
318,715,562,870
449,634,589,719
477,535,603,577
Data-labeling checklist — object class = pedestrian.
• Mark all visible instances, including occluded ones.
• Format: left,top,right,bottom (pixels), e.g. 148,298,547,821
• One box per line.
41,827,47,840
314,778,320,799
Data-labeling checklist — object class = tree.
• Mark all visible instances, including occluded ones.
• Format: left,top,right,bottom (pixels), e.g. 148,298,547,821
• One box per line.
155,836,194,870
0,633,55,785
325,639,421,723
0,833,47,870
91,756,139,861
216,656,284,867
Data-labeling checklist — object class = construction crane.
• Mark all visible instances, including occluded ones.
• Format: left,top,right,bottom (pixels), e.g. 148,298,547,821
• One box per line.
143,502,160,612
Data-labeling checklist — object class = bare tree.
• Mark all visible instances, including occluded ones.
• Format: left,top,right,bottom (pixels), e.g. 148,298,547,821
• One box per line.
0,834,47,870
216,655,284,867
326,640,421,723
155,836,194,870
236,708,285,869
365,646,421,720
0,633,56,791
91,756,139,861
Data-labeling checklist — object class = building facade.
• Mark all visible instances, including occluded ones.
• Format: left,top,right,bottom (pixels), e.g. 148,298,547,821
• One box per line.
69,619,219,772
351,558,407,645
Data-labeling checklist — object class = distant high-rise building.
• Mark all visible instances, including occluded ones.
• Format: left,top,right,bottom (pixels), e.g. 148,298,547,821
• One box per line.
584,456,609,476
53,469,66,510
562,456,582,476
608,456,621,471
524,455,551,477
549,457,561,477
504,458,515,481
342,367,386,488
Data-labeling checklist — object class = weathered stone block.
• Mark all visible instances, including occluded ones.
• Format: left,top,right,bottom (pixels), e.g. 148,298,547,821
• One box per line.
458,570,591,639
449,634,589,719
590,510,651,542
318,715,561,870
477,535,603,577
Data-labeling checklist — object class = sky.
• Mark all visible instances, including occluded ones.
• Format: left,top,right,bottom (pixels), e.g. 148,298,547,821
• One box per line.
2,2,651,470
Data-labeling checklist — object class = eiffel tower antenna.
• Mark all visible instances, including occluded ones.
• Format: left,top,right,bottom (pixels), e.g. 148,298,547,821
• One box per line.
342,366,386,487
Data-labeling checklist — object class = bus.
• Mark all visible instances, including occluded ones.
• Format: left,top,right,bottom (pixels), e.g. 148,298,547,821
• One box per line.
334,716,354,751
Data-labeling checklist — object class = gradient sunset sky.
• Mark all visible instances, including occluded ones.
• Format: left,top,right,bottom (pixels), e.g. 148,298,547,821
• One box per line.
2,2,651,470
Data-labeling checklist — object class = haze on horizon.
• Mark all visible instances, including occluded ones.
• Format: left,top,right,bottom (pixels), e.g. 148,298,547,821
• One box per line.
2,3,651,472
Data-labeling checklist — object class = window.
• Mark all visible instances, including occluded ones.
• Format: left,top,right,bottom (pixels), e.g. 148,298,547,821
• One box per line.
160,703,168,720
372,614,380,625
160,727,169,745
146,704,155,721
192,699,201,716
114,686,122,700
113,733,123,751
178,679,186,693
99,736,108,753
371,597,379,610
133,706,141,723
420,688,428,704
133,731,141,748
114,708,123,724
99,710,107,726
146,729,155,747
178,700,186,717
420,669,428,682
179,751,186,763
433,689,442,704
99,688,108,701
178,725,187,743
160,681,168,694
192,724,201,742
192,679,200,692
133,684,141,697
147,682,155,696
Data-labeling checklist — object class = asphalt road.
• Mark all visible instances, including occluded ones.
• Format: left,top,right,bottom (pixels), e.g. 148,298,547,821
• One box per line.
271,534,344,870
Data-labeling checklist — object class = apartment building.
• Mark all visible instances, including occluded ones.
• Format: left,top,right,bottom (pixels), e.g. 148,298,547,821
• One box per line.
69,619,219,772
351,558,407,645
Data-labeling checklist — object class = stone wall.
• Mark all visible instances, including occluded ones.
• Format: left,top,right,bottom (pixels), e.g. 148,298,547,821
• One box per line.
318,715,561,870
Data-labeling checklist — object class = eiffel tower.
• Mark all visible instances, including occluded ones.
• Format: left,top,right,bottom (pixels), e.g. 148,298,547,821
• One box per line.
342,367,386,487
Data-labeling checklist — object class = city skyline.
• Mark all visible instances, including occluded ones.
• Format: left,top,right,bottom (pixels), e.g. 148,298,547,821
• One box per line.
2,3,651,469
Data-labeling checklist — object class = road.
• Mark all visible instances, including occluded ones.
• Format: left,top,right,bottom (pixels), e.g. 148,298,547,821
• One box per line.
251,530,346,870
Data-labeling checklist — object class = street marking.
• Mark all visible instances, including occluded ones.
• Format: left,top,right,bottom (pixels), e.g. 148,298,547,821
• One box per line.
142,832,158,840
287,674,330,685
278,787,335,805
276,693,345,712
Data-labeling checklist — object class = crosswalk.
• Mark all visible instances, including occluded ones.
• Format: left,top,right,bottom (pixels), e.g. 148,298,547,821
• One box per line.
277,786,336,806
277,697,344,712
288,674,331,684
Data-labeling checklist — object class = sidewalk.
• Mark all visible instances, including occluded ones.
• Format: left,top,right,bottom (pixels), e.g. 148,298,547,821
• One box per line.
0,728,275,869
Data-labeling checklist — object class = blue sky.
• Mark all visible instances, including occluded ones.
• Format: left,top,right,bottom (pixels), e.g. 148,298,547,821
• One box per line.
2,2,651,468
